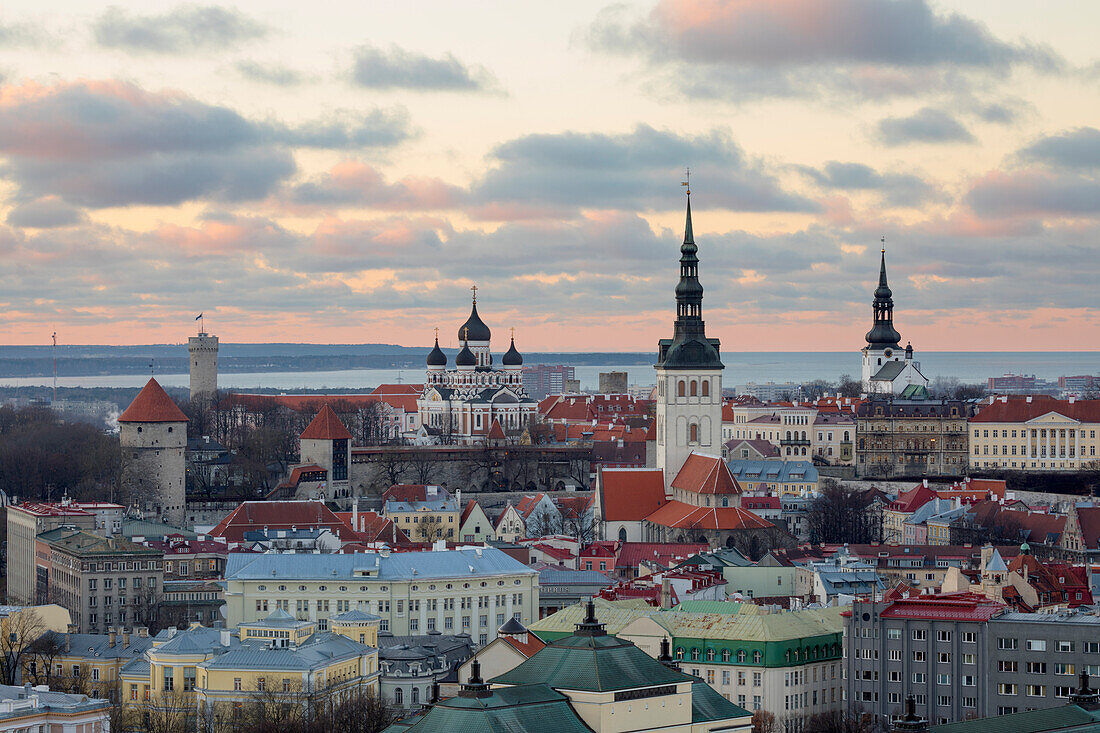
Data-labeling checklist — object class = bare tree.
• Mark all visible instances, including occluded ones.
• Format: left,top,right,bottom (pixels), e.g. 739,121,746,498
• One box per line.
0,609,47,685
407,451,438,485
378,452,411,487
807,481,884,545
753,709,781,733
802,710,883,733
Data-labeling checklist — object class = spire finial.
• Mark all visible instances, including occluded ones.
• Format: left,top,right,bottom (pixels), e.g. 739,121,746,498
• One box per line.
881,235,886,254
510,327,515,340
434,327,439,341
681,167,690,196
470,284,478,305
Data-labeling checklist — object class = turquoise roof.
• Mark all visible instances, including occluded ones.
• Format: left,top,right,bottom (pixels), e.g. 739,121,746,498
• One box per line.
691,680,751,723
382,684,594,733
491,631,690,692
931,704,1100,733
726,459,818,484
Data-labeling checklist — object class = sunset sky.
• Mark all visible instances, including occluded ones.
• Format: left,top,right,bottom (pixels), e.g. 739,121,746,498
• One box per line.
0,0,1097,352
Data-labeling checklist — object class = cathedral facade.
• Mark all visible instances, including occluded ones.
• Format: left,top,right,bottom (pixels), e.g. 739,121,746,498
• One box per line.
416,294,537,444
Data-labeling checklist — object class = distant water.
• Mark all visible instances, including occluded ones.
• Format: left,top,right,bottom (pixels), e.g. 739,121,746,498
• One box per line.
2,352,1097,392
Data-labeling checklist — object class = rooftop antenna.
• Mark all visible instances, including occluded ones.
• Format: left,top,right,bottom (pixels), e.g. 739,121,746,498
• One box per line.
51,332,57,404
682,167,690,196
149,359,155,376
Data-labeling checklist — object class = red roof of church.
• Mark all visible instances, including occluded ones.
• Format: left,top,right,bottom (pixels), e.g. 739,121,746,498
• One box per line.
644,500,773,531
670,453,742,495
300,404,353,440
211,501,350,543
598,468,667,521
118,378,188,423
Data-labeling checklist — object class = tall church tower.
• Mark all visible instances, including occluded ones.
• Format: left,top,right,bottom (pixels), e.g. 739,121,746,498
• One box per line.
654,193,724,488
188,330,219,402
860,246,926,394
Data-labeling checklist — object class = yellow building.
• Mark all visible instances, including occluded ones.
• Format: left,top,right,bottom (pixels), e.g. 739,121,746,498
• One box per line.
970,395,1100,470
23,627,154,701
383,485,460,542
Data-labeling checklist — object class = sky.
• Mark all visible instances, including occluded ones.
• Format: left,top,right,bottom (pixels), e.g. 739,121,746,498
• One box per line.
0,0,1097,352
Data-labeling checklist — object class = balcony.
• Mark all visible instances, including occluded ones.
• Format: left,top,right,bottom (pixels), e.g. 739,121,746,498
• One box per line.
781,439,810,447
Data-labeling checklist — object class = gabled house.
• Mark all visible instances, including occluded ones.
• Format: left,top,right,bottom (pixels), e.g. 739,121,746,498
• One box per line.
458,499,495,542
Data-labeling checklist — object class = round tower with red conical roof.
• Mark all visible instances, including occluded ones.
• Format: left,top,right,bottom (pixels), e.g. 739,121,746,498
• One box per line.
119,378,188,525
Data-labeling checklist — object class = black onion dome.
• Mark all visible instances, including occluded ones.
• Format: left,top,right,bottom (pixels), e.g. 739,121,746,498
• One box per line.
455,342,476,367
458,302,492,342
427,337,447,367
502,337,523,366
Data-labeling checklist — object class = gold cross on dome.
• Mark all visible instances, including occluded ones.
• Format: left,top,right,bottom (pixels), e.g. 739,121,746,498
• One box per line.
434,327,439,339
463,327,469,341
511,327,515,339
470,284,478,304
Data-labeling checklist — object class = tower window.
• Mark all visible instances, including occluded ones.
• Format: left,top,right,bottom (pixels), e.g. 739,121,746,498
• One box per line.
690,380,698,397
678,380,686,398
689,423,699,443
701,380,709,397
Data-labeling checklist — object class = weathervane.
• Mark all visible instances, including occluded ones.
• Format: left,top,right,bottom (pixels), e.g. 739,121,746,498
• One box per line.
881,235,886,253
681,167,691,196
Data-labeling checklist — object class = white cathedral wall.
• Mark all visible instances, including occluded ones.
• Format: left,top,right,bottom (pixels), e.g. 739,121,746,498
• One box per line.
656,368,724,487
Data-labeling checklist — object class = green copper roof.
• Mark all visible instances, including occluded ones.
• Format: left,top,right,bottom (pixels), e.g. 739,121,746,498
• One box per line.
672,600,752,614
491,632,691,692
691,680,751,723
528,599,661,641
382,684,594,733
931,705,1100,733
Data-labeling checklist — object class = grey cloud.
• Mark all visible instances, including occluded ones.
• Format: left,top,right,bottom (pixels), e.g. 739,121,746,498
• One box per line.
287,164,464,210
235,60,309,86
0,82,411,208
94,5,267,53
586,0,1059,102
877,108,975,145
1020,128,1100,170
799,162,941,207
468,125,818,215
0,18,46,46
351,44,499,92
275,109,413,149
965,172,1100,218
6,197,87,228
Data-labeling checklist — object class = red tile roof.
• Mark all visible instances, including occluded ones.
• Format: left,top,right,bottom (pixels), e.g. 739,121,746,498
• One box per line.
972,396,1100,423
211,501,351,543
118,378,188,423
300,404,353,440
276,464,326,490
724,438,781,458
741,497,780,511
877,592,1006,621
460,499,479,525
487,419,506,440
1076,507,1100,549
334,510,410,544
382,485,449,503
644,500,773,531
615,542,709,570
371,384,423,395
670,453,742,495
888,484,937,513
598,468,667,521
11,502,94,518
502,633,545,657
515,494,548,520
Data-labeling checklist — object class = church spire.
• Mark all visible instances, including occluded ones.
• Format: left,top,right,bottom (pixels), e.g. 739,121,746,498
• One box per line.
865,239,901,349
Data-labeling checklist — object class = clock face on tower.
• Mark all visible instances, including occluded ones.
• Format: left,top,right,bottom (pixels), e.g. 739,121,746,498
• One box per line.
884,348,893,358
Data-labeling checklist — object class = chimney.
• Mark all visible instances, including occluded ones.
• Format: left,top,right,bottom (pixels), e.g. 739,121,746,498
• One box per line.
660,577,672,610
220,629,232,648
136,626,149,638
923,479,929,488
121,628,130,648
108,628,116,648
352,499,358,531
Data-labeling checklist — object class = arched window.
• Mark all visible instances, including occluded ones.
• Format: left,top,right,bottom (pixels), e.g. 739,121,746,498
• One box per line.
678,380,686,397
706,649,715,661
737,650,746,663
689,423,699,443
394,688,403,705
753,650,762,663
691,648,700,661
786,431,791,441
690,380,698,397
676,647,685,659
844,431,850,441
411,687,419,705
701,380,709,397
618,527,628,542
722,649,731,662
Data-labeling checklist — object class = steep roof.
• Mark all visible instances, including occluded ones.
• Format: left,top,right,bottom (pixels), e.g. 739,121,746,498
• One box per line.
671,452,742,495
300,403,353,440
118,378,187,423
645,500,774,531
487,419,506,440
1075,507,1100,549
598,468,667,522
889,483,938,513
383,684,593,733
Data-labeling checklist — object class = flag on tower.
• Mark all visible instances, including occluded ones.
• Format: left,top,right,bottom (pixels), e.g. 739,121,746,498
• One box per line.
195,313,203,320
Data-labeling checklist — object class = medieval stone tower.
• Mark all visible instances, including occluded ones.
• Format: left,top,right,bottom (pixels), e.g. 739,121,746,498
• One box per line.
119,378,188,525
188,331,219,401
